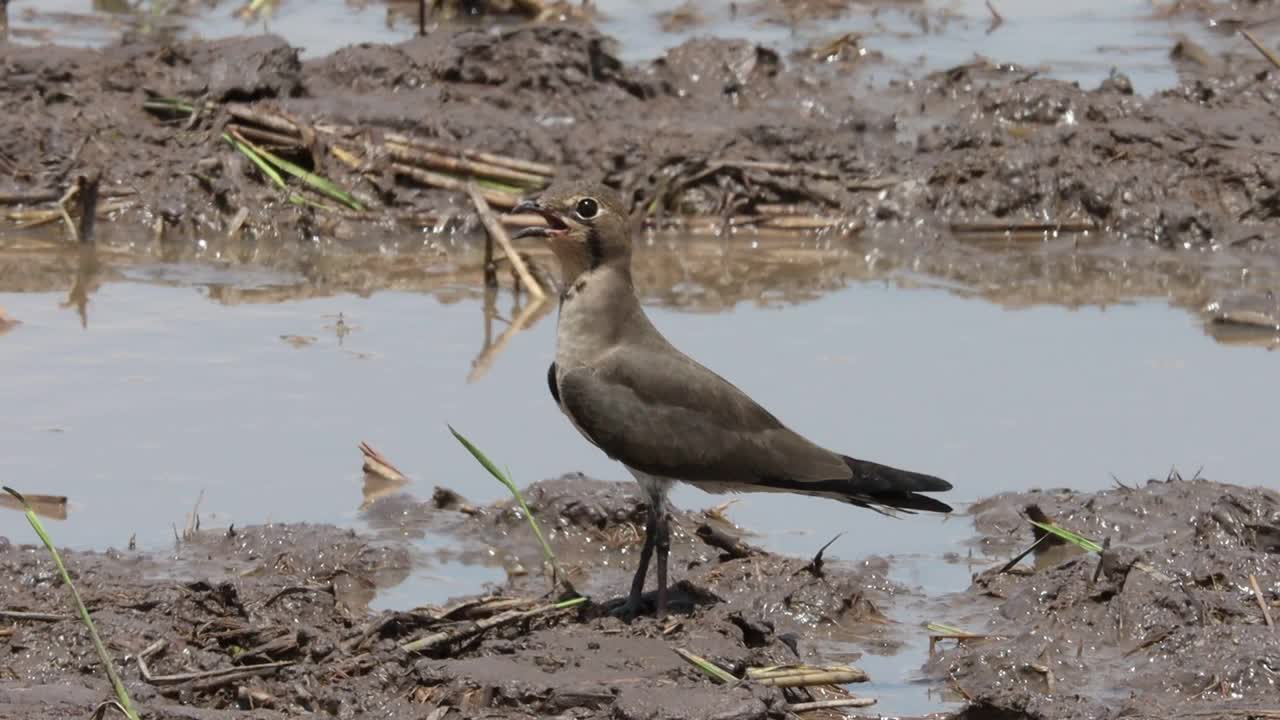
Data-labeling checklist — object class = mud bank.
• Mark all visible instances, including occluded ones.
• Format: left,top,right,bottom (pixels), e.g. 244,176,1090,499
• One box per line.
3,474,1277,719
934,476,1280,720
1,475,907,719
3,22,1280,328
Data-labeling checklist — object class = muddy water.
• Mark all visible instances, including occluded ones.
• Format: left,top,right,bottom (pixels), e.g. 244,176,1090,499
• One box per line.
1,235,1276,713
8,0,1228,93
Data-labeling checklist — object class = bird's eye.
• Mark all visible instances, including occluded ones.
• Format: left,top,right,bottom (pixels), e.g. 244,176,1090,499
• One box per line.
574,197,599,220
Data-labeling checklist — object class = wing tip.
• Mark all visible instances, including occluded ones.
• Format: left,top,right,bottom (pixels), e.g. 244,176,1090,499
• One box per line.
839,454,953,513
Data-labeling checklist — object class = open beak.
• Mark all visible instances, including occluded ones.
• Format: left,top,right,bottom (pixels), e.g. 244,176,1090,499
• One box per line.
511,199,568,240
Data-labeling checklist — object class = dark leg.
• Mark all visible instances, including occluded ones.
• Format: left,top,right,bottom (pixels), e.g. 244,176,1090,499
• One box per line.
654,505,671,617
611,502,657,619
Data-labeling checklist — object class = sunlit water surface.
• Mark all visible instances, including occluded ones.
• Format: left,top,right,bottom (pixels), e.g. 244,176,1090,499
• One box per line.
7,0,1234,94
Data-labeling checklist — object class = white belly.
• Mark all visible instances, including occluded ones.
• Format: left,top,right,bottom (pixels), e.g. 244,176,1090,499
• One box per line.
626,468,674,508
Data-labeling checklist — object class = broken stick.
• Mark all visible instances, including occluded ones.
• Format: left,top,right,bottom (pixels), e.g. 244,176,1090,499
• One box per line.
468,182,545,300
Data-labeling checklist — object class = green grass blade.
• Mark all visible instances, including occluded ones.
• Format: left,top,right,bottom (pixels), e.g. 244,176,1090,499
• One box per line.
927,622,981,637
244,142,364,211
143,97,195,116
3,487,140,720
474,176,530,195
673,648,737,684
447,425,576,595
222,132,286,188
223,133,332,209
1028,519,1104,554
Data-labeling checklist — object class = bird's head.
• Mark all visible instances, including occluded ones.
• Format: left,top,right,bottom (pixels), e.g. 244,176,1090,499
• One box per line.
513,183,631,281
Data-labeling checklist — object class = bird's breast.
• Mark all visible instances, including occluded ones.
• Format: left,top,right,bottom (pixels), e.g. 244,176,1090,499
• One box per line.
553,287,615,370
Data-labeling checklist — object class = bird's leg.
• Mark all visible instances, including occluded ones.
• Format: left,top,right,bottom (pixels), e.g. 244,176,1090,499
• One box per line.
611,501,657,620
654,504,671,617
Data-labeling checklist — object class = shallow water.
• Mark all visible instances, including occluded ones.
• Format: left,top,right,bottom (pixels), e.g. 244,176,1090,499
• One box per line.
6,248,1275,560
6,0,1229,94
1,234,1277,714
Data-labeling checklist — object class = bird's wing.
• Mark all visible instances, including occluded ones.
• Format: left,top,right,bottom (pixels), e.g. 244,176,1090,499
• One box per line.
557,346,851,485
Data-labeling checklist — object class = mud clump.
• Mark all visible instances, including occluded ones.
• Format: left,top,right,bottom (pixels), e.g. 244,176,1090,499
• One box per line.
934,477,1280,720
0,476,907,719
3,475,1278,718
4,25,1280,324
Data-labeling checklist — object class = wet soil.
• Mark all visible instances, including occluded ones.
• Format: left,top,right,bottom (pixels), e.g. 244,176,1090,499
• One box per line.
933,475,1280,720
1,475,906,719
4,475,1278,718
3,10,1280,331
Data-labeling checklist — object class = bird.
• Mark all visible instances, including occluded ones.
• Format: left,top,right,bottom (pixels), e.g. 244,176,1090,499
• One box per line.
512,183,953,618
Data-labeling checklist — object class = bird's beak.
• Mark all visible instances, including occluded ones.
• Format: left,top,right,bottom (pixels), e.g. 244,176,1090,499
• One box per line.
511,199,567,240
512,199,541,215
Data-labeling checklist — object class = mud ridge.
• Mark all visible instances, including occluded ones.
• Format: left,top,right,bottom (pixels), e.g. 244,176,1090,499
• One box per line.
2,26,1280,327
2,475,909,720
933,475,1280,720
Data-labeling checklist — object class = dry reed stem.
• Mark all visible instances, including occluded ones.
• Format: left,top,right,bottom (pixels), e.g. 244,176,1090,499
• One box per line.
787,697,876,712
0,188,133,205
386,141,546,188
0,609,72,621
226,104,301,137
392,164,520,208
226,123,303,149
369,129,553,177
359,441,408,484
747,664,869,687
468,182,545,299
138,639,292,689
1251,574,1275,629
1242,30,1280,70
950,220,1096,234
401,600,577,654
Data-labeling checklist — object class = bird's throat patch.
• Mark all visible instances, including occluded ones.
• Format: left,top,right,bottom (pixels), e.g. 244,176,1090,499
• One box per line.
586,227,603,269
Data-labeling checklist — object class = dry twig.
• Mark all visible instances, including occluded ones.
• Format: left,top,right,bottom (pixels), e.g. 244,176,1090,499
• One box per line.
401,598,583,654
695,523,762,560
787,697,876,712
1241,30,1280,71
468,182,545,299
392,164,520,208
0,609,72,622
1250,574,1275,629
360,442,408,484
746,664,869,687
137,639,293,689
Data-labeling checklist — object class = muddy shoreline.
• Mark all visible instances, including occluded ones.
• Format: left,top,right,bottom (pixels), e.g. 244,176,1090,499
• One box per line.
3,474,1278,719
2,19,1280,334
3,7,1280,719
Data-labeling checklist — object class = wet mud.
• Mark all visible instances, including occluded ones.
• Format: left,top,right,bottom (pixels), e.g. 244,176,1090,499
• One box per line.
4,475,1278,718
2,10,1280,332
934,475,1280,720
2,475,907,719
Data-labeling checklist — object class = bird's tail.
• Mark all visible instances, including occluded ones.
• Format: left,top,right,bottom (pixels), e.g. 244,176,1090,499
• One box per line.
840,455,953,514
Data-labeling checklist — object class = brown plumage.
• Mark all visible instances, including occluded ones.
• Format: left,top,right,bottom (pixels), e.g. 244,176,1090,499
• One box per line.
513,183,953,618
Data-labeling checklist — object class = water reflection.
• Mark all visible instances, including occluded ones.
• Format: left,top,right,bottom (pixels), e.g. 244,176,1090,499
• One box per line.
470,287,552,382
1,227,1275,544
2,228,1279,356
62,245,102,328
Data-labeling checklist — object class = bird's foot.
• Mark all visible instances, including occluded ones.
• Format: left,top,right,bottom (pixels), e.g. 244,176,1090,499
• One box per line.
605,595,650,622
